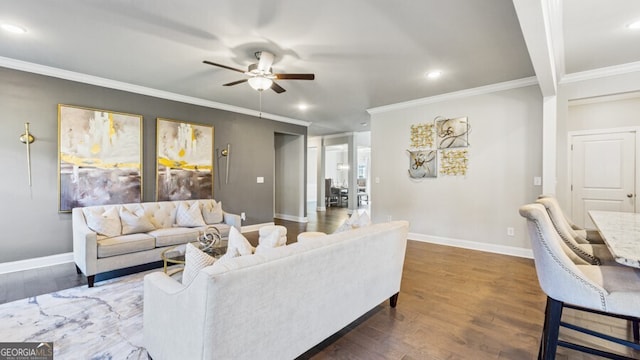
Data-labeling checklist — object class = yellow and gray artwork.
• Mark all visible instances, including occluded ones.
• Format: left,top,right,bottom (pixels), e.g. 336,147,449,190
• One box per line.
407,150,437,178
156,118,213,201
58,104,142,212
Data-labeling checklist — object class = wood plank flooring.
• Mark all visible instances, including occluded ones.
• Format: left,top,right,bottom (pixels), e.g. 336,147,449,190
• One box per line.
1,206,638,359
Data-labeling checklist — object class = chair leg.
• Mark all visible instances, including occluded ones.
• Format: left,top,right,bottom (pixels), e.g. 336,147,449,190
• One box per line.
540,297,563,360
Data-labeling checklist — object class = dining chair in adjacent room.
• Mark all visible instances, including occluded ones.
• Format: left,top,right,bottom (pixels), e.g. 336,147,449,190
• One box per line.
325,179,338,207
536,197,615,265
537,194,604,244
519,203,640,359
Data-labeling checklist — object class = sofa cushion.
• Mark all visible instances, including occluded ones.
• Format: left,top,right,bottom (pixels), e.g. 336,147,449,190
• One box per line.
202,200,224,224
148,227,200,247
120,207,155,235
84,207,121,237
176,202,206,227
182,243,216,286
97,233,155,258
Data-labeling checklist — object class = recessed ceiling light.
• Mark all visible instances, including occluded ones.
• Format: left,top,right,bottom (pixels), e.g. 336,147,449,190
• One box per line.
297,104,308,111
1,23,27,34
425,71,442,79
360,122,368,127
628,20,640,30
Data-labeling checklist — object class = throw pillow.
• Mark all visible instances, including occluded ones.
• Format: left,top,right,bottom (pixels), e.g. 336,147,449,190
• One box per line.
202,200,224,224
176,202,206,227
358,211,372,227
219,227,254,261
333,211,371,233
334,211,361,233
85,207,121,237
119,207,155,235
182,243,216,286
255,227,287,254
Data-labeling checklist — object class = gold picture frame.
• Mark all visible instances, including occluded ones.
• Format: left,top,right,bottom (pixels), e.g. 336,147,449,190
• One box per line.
58,104,143,212
156,118,214,201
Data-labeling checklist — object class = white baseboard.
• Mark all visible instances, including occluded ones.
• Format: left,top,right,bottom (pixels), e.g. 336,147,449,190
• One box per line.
274,214,309,223
241,222,275,233
316,206,327,212
0,252,74,275
408,232,533,259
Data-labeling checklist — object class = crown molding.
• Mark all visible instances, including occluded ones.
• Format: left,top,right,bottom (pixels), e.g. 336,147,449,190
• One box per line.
560,61,640,84
0,56,311,127
366,76,538,115
322,132,354,139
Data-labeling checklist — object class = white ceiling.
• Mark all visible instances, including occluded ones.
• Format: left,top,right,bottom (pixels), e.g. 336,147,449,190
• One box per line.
0,1,639,135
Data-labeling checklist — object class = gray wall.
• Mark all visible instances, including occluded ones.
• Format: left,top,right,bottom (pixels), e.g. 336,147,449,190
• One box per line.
0,67,306,263
370,85,542,253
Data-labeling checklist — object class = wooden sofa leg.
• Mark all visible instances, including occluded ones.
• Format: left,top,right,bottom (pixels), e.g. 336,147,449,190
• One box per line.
87,275,95,288
390,292,399,308
75,265,82,274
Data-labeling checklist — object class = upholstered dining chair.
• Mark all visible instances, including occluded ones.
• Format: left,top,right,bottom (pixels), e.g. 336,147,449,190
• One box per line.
519,203,640,359
537,194,604,244
324,179,338,207
536,197,615,266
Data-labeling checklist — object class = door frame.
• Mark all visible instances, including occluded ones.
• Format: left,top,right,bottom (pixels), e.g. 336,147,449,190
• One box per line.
567,126,640,219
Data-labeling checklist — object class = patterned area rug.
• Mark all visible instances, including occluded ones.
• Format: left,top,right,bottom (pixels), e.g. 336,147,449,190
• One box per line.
0,269,173,359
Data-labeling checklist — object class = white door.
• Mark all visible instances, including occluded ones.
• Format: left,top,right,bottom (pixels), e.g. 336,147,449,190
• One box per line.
571,131,636,228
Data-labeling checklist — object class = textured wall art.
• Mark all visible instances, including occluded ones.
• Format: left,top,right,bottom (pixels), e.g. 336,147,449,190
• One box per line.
440,149,469,176
436,116,470,149
407,150,437,178
410,123,434,148
58,104,142,212
156,118,213,201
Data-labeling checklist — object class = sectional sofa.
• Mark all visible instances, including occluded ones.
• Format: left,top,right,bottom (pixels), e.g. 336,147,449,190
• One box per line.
72,199,241,287
143,220,409,359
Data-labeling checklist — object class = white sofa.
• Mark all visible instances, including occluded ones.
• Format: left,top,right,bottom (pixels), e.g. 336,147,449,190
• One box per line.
143,220,409,360
72,199,241,287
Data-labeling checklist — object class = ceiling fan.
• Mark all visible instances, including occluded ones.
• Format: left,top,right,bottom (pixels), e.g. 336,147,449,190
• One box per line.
203,51,314,93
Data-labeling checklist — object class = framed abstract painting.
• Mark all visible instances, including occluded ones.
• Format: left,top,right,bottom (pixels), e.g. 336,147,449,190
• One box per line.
58,104,143,212
156,118,214,201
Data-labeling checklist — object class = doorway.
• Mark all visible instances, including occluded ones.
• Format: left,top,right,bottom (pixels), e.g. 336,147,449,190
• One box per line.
274,132,306,222
570,129,638,228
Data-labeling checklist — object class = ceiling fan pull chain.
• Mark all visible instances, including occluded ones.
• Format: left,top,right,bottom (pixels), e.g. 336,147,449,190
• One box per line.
259,91,263,119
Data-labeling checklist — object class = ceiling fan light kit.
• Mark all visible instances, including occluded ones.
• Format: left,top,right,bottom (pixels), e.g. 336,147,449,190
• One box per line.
248,76,273,91
203,50,315,94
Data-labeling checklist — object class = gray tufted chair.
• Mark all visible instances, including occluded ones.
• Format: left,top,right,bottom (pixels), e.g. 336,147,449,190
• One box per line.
519,203,640,359
537,194,604,244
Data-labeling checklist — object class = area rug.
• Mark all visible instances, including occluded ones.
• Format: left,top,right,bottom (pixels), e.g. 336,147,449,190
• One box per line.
0,269,173,359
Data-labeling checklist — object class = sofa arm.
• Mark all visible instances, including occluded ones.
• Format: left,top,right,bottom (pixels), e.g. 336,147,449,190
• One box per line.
71,208,98,276
144,272,208,359
223,212,241,231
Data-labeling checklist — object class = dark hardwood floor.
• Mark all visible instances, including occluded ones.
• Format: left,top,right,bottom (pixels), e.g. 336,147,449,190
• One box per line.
1,205,638,359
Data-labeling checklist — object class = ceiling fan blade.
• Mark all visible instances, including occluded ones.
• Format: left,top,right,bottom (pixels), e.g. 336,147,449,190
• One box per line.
223,79,248,86
203,60,246,73
274,73,315,80
257,51,275,72
271,81,286,93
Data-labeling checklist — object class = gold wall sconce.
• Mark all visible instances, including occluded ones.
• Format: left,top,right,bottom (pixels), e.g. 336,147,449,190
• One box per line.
219,143,230,184
19,122,35,186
